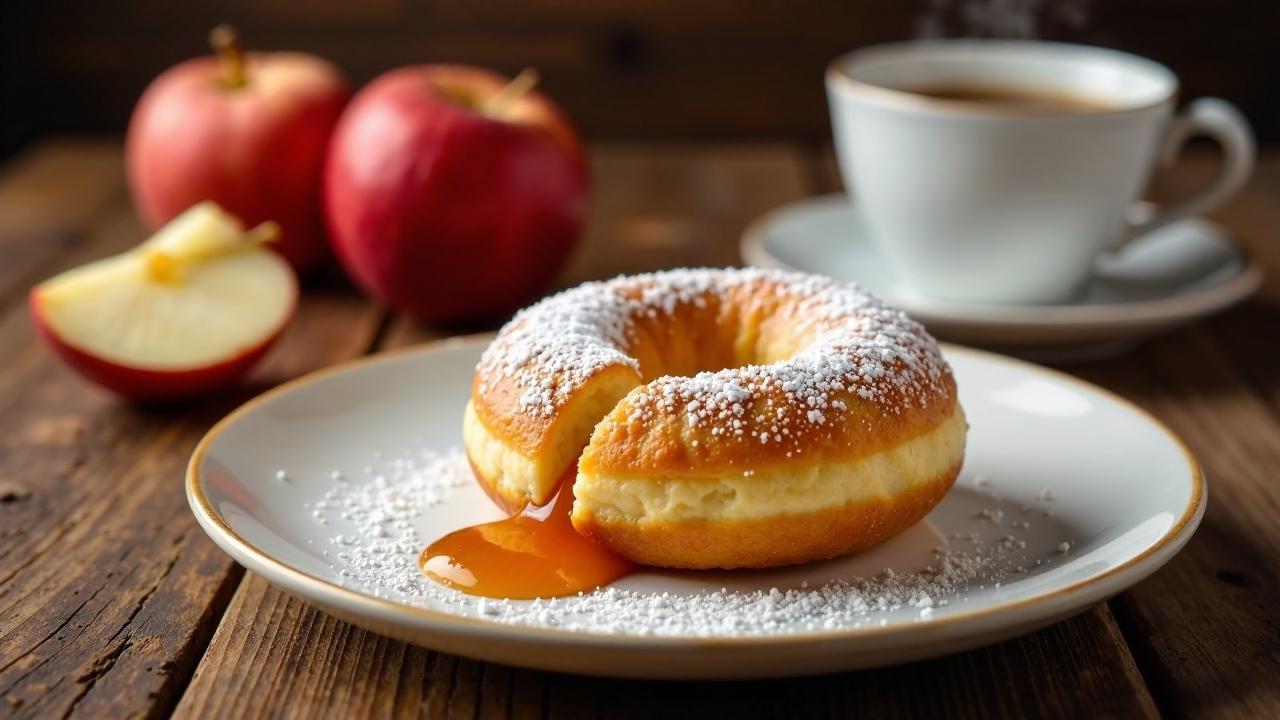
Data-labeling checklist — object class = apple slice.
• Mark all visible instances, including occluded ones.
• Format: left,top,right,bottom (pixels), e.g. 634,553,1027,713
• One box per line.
30,202,298,402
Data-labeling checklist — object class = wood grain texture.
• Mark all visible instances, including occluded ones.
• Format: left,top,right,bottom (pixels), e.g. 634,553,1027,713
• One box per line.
1071,326,1280,719
0,140,124,316
172,142,1161,719
6,0,1279,149
565,143,811,279
178,577,1157,720
0,142,386,718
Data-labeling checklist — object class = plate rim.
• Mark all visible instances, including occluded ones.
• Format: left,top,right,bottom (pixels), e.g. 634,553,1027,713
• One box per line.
187,334,1206,649
739,193,1263,330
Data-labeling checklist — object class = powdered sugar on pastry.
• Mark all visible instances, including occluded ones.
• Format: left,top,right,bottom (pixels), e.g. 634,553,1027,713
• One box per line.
477,267,948,425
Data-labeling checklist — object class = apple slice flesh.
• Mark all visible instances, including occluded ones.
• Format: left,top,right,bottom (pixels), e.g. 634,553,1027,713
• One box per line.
31,202,297,400
142,198,281,264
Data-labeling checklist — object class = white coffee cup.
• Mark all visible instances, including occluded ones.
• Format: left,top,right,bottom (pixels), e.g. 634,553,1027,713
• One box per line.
825,40,1255,305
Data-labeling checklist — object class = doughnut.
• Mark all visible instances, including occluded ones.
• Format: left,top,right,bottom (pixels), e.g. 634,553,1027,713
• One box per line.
464,268,965,569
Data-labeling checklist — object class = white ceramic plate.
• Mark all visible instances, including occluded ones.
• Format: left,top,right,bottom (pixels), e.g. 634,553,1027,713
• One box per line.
741,194,1261,358
188,337,1204,679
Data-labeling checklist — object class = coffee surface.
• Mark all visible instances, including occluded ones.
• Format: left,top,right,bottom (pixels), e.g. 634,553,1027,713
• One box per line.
901,84,1120,113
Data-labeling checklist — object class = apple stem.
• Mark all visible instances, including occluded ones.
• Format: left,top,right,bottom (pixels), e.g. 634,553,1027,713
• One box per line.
209,24,247,89
482,68,539,118
245,221,282,246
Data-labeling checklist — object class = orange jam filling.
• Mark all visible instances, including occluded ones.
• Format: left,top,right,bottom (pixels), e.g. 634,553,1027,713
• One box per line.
420,468,633,599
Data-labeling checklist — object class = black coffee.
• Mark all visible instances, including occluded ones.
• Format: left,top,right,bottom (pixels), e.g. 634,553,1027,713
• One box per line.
902,84,1120,114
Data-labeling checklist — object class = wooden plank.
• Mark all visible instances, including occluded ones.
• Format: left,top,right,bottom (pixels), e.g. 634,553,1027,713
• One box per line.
179,580,1157,720
0,144,386,718
175,142,1158,718
564,143,812,280
0,139,125,307
174,574,504,720
9,2,1280,142
1071,326,1280,719
535,607,1153,719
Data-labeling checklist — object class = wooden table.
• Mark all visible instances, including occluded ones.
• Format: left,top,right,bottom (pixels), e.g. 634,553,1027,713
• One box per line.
1,138,1277,719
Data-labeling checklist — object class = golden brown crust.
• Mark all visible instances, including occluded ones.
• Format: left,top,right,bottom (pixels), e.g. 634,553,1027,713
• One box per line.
572,460,962,569
470,362,639,460
581,375,957,478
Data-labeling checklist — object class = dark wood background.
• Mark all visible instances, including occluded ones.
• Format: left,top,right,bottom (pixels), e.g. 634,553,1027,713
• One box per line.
3,0,1279,159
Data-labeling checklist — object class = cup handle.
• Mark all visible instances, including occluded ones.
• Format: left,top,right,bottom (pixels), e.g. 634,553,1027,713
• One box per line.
1119,98,1255,247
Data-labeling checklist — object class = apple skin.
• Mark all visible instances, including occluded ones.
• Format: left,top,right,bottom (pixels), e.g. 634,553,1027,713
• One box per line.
324,65,589,323
29,288,293,403
126,52,348,273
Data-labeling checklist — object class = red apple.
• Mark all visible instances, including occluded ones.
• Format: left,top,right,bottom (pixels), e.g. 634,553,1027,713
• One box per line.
324,65,589,323
30,202,298,402
126,25,348,273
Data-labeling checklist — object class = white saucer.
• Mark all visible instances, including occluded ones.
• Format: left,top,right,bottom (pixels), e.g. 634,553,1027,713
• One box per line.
188,337,1203,679
742,194,1261,357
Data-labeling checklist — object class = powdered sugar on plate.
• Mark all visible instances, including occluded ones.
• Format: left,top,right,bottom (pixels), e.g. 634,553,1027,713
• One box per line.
305,448,1068,638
